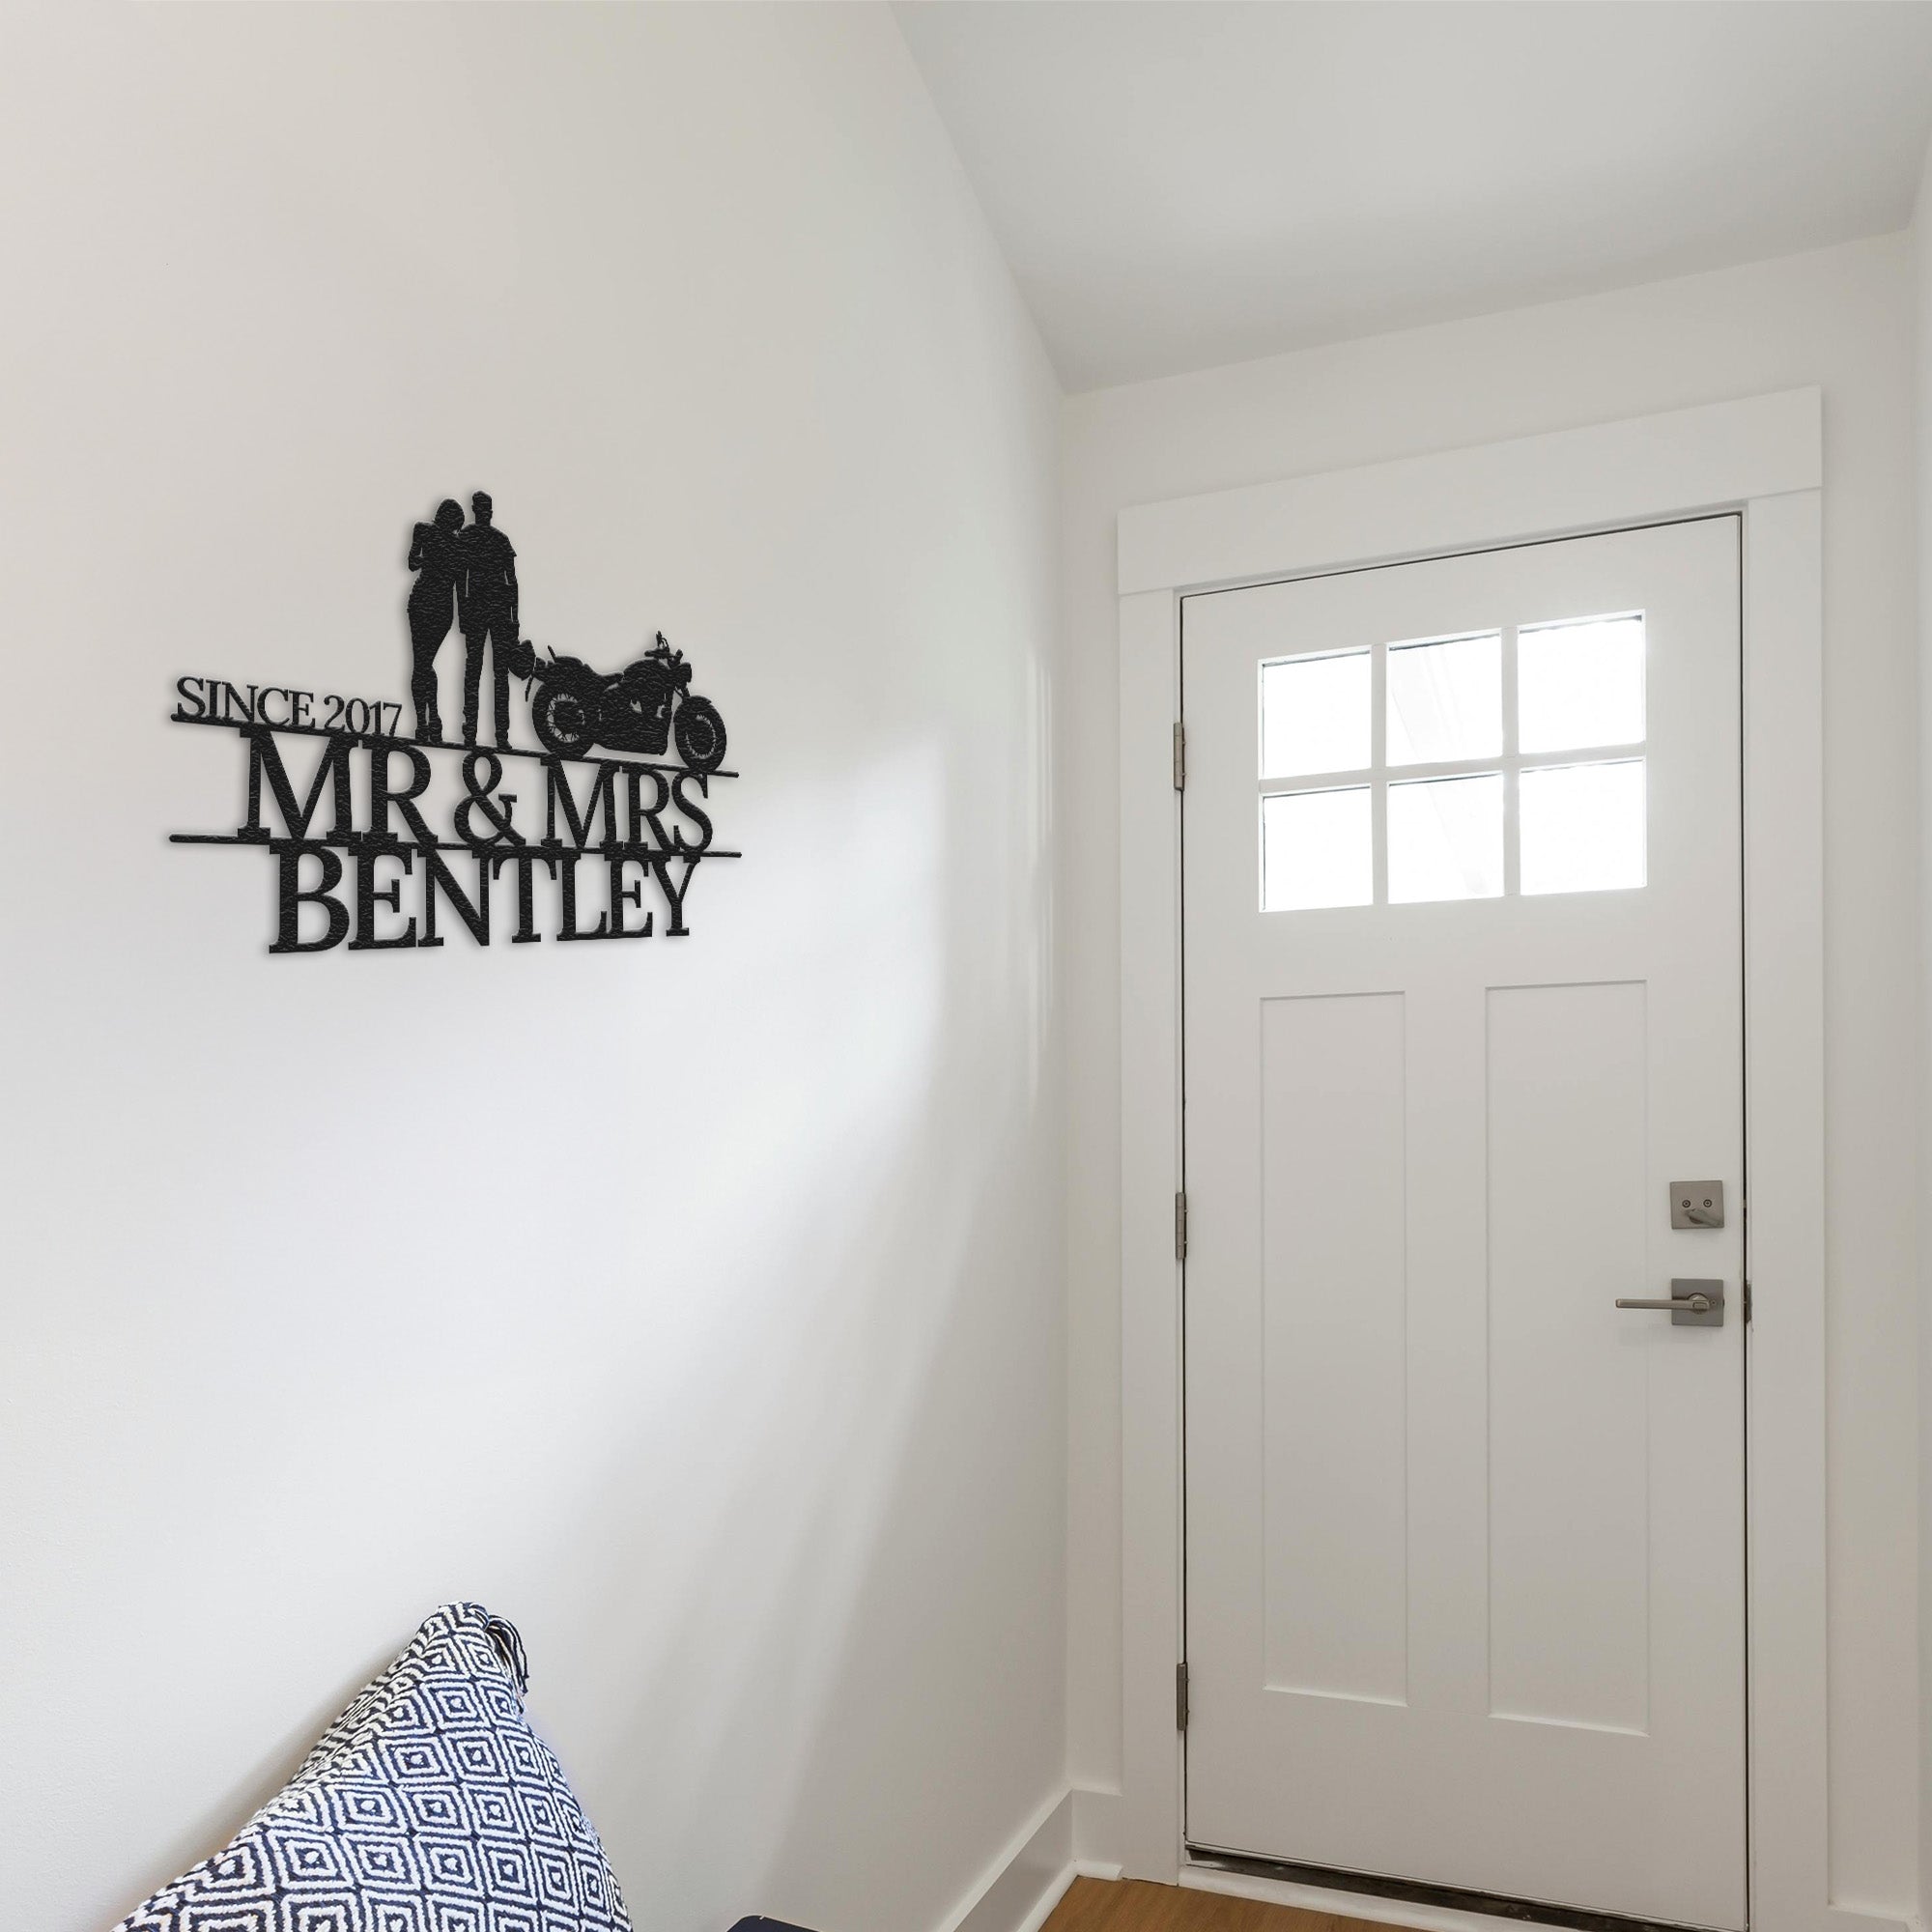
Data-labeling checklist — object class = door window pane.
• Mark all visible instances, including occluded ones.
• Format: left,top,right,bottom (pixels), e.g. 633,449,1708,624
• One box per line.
1387,633,1502,766
1263,786,1373,911
1262,651,1370,778
1388,772,1504,903
1520,760,1646,895
1519,614,1645,753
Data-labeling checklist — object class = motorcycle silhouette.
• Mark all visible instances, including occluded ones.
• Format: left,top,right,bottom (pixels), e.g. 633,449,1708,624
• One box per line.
507,632,727,773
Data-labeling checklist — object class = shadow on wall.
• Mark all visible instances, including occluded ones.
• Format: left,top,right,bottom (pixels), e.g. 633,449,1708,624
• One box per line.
519,742,1065,1932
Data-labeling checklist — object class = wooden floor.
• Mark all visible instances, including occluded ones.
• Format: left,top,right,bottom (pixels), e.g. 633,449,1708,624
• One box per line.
1043,1879,1404,1932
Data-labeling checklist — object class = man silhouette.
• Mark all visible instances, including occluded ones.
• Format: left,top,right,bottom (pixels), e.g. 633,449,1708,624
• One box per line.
458,491,519,747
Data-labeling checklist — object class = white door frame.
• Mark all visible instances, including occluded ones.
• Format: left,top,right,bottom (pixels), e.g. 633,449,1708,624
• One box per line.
1095,389,1892,1932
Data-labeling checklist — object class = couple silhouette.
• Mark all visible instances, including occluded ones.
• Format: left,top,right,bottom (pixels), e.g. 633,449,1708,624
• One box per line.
407,492,519,746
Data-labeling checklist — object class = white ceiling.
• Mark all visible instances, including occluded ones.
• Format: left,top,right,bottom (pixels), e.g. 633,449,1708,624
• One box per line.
894,1,1932,391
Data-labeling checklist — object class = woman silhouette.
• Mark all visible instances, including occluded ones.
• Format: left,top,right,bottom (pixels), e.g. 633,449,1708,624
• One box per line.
406,498,466,742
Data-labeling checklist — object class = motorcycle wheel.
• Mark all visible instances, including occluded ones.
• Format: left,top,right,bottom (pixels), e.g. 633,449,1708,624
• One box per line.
674,696,727,775
533,687,598,760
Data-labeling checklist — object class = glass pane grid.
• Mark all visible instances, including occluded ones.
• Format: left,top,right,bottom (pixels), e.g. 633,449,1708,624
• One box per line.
1520,611,1645,753
1520,758,1646,895
1387,631,1502,767
1263,785,1373,912
1256,612,1649,911
1261,650,1371,780
1388,772,1503,903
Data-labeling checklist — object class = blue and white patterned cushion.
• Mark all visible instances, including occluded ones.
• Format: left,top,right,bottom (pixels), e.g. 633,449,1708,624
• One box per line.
113,1602,632,1932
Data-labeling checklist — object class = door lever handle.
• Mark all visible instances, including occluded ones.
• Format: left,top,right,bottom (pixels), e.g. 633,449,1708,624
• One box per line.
1615,1279,1724,1327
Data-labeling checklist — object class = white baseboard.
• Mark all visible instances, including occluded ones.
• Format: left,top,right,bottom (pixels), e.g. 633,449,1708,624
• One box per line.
939,1790,1090,1932
1067,1786,1131,1874
1823,1909,1918,1932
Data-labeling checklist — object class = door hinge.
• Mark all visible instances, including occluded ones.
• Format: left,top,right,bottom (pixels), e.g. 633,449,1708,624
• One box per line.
1173,722,1186,791
1177,1660,1190,1731
1175,1190,1188,1263
1743,1278,1752,1322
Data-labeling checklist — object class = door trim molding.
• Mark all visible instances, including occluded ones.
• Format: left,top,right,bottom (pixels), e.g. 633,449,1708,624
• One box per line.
1115,389,1820,597
1105,388,1832,1932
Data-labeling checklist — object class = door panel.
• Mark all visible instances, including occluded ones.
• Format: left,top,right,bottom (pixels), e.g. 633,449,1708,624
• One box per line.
1486,980,1649,1736
1181,519,1745,1928
1261,991,1409,1706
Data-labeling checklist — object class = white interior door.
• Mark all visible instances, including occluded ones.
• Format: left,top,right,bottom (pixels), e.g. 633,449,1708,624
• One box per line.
1181,518,1745,1928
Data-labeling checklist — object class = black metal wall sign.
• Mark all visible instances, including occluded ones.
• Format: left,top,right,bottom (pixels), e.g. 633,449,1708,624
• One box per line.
170,493,739,953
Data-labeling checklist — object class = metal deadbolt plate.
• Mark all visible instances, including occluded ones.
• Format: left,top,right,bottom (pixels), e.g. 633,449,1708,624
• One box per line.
1669,1179,1725,1230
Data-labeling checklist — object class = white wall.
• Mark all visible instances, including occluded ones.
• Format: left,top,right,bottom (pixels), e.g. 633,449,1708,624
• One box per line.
0,7,1065,1930
1914,138,1932,1932
1062,236,1921,1916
